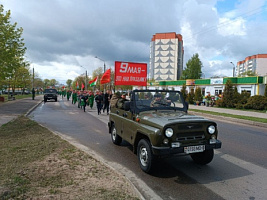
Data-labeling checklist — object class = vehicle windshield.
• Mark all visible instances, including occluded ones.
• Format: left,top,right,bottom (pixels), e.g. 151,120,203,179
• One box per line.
44,89,57,94
132,90,186,112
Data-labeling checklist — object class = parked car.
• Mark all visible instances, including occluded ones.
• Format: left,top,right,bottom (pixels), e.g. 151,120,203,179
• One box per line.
44,89,58,102
108,89,222,173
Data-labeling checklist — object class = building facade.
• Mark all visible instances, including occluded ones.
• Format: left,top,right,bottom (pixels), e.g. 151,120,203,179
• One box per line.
149,32,184,81
236,54,267,77
134,76,266,97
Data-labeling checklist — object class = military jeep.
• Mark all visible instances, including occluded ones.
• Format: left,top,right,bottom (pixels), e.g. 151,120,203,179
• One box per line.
44,89,58,102
108,90,222,173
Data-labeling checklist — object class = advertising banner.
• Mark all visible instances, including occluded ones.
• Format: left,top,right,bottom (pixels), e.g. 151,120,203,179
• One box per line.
115,61,147,86
186,79,195,86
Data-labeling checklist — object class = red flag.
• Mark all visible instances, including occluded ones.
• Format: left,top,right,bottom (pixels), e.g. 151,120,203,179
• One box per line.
100,69,111,84
81,83,85,89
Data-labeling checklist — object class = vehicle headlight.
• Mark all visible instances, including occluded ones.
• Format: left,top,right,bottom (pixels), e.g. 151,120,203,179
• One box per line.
165,128,173,137
208,125,216,134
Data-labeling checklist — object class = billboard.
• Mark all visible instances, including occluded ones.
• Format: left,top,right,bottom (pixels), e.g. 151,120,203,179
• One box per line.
115,61,147,86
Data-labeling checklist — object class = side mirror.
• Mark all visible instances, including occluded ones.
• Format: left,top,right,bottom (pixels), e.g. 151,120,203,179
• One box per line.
124,101,130,111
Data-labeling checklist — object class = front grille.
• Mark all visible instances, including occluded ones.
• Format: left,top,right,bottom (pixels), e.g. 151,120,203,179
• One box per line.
176,134,205,141
178,124,203,130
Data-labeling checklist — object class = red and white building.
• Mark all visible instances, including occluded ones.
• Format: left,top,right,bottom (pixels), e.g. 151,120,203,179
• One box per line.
149,32,184,81
236,54,267,77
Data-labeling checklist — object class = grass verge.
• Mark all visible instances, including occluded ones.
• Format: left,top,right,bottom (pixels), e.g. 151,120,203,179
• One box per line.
0,116,139,200
189,109,267,123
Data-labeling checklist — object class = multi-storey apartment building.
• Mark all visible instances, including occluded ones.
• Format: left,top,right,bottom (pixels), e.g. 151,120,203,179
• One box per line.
149,32,184,81
236,54,267,77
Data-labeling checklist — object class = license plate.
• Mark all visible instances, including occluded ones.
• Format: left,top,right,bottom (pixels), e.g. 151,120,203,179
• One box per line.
184,145,205,154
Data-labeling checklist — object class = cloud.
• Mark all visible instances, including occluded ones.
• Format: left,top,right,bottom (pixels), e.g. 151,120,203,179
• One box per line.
1,0,266,83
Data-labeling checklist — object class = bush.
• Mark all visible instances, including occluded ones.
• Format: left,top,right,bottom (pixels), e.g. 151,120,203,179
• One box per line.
245,95,267,110
194,87,203,102
239,90,251,105
187,90,195,104
215,98,224,107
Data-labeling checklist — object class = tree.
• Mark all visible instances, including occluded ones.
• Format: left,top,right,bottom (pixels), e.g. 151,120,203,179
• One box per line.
0,5,27,89
43,79,50,88
181,53,202,80
194,87,203,103
72,75,85,90
15,65,31,94
222,79,235,108
180,84,187,100
66,79,72,88
50,79,58,87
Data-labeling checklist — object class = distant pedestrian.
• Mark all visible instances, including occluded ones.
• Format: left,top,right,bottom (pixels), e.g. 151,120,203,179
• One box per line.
72,90,77,104
95,91,103,115
80,92,88,112
32,88,35,100
103,90,112,115
88,91,94,109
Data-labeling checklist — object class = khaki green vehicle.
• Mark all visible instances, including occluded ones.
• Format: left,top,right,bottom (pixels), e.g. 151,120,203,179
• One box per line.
108,90,222,173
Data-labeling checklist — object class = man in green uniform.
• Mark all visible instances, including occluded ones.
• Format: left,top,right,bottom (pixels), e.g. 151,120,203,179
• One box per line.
117,93,128,109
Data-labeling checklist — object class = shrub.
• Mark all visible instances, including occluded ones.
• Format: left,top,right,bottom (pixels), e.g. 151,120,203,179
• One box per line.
222,80,235,108
187,90,195,104
239,90,251,105
215,98,224,107
245,95,267,110
194,87,203,102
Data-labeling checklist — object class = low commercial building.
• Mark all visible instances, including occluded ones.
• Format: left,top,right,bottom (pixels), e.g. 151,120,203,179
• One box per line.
136,76,266,97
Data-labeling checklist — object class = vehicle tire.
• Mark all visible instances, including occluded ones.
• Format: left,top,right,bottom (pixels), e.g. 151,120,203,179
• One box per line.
190,149,214,165
137,139,154,173
55,98,57,102
111,125,122,145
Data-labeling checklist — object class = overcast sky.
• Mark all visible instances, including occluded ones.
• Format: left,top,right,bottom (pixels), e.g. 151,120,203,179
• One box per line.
1,0,267,84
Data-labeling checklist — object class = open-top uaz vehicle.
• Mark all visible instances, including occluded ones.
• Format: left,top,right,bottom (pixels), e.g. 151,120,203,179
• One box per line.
108,90,222,173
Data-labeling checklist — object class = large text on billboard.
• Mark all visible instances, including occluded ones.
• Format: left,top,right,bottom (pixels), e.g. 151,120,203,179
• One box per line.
115,61,147,86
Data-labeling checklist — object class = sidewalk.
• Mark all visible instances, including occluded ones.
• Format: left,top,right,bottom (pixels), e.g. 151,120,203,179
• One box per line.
189,104,267,119
0,95,43,127
189,104,267,128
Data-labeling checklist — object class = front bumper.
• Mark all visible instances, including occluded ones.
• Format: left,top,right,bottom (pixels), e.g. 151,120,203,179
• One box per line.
152,140,222,156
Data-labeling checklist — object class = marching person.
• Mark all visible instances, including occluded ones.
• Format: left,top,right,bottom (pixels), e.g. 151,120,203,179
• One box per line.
103,90,112,115
88,91,94,109
80,91,88,112
95,91,103,115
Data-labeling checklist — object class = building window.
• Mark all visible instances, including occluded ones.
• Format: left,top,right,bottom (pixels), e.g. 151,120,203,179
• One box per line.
202,88,205,96
215,90,222,96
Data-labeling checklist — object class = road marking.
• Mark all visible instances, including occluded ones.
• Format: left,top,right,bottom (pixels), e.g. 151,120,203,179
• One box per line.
176,151,267,200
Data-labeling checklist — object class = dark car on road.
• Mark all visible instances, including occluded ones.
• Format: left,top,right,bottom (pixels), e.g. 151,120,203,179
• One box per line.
108,90,222,173
44,89,58,102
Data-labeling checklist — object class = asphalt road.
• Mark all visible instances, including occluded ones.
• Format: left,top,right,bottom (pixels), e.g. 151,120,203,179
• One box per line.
29,98,267,200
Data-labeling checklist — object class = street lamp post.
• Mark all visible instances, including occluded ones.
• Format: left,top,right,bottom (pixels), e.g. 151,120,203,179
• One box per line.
95,56,106,72
80,66,87,90
230,62,235,77
199,72,205,79
95,56,107,92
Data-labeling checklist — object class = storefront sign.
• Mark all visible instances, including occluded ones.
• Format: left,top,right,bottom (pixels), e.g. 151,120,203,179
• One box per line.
210,78,223,84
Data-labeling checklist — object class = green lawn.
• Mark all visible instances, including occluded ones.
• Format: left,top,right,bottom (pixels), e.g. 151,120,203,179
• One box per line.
189,108,267,123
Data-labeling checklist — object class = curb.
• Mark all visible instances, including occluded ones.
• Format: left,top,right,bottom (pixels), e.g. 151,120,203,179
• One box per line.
25,99,43,117
189,111,267,128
